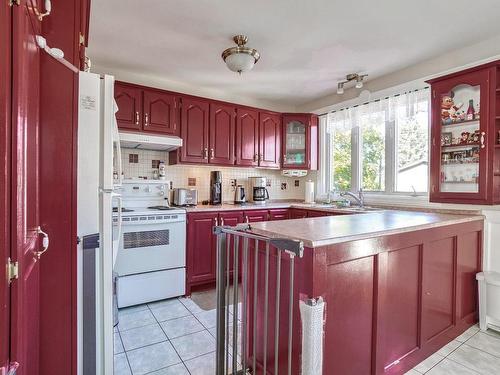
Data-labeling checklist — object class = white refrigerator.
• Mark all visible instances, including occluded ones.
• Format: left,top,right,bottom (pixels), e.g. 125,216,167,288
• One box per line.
77,72,122,375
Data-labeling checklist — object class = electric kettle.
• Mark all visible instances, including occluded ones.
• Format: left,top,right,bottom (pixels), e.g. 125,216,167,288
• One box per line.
234,185,246,204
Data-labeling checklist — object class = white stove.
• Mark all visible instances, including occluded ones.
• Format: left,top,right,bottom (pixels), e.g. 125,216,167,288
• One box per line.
114,181,186,308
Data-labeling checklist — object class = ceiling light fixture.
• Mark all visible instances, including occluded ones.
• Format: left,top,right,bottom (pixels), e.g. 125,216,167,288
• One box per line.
337,73,368,94
221,35,260,74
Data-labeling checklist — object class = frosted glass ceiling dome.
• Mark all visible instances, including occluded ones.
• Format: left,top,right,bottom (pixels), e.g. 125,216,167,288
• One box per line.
221,35,260,74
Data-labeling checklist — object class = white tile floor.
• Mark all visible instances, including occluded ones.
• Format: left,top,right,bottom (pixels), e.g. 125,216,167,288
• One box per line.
114,296,500,375
113,297,240,375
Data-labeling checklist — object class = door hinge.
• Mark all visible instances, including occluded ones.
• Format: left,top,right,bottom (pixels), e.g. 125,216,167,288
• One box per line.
9,0,20,6
7,258,18,284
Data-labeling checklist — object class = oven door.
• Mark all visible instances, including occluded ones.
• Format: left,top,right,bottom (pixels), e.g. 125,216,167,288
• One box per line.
114,219,186,276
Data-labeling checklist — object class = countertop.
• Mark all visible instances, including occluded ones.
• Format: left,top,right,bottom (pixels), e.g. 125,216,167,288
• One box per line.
245,210,484,248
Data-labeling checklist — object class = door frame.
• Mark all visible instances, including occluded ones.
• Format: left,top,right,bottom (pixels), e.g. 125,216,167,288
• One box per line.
0,1,12,372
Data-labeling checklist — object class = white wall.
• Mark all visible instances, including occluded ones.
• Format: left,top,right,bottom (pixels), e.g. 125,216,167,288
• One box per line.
121,148,315,203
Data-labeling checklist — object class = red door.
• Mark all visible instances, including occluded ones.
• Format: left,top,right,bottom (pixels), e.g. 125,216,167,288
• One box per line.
0,1,12,373
209,103,235,165
143,89,178,135
180,97,209,163
236,108,259,166
259,112,281,168
187,213,217,284
244,210,269,223
9,2,44,374
114,82,142,131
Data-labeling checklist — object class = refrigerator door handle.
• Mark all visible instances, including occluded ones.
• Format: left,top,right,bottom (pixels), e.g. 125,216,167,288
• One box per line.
113,109,123,187
111,192,123,267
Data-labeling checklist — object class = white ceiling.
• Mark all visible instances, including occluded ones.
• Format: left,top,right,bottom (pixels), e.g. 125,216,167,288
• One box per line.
88,0,500,109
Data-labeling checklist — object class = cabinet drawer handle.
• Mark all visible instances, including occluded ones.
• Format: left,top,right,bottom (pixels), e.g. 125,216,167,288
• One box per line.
480,132,486,149
215,217,218,226
210,148,214,159
144,113,149,126
135,112,140,125
245,216,249,223
220,217,224,226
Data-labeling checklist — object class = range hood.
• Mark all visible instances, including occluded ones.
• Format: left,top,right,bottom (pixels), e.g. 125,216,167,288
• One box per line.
119,131,182,151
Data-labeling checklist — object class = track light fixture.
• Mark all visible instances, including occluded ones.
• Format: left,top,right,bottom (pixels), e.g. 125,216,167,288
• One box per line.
337,73,368,95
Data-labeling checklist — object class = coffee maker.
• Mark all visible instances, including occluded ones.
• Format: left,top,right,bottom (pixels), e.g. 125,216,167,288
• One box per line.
249,177,269,205
210,171,222,205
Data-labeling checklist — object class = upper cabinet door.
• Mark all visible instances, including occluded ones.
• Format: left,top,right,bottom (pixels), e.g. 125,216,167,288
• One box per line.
430,69,490,203
282,114,318,170
143,90,178,135
209,103,236,165
259,112,281,168
236,108,259,166
180,97,210,163
114,82,142,131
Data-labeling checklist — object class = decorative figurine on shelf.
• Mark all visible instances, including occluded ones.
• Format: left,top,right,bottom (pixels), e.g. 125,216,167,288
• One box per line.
466,99,476,121
470,130,481,144
441,92,463,124
441,132,453,146
460,131,470,144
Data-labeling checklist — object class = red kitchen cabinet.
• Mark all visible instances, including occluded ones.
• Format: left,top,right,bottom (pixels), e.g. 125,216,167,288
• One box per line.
269,209,289,220
209,103,236,165
115,82,143,131
307,210,328,217
243,209,269,223
427,60,500,204
236,108,259,166
186,212,218,291
179,97,210,164
143,90,178,135
282,113,318,170
219,211,245,275
259,112,281,168
289,208,308,219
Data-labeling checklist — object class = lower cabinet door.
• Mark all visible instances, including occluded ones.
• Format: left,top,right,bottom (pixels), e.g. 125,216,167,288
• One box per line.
244,209,269,223
289,208,308,219
187,213,218,284
269,209,289,220
219,211,245,274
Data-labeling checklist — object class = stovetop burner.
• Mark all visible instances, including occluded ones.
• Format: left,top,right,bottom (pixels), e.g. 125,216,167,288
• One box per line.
113,207,134,212
147,206,176,211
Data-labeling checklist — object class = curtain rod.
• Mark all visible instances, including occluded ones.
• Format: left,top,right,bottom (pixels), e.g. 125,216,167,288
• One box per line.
319,86,430,117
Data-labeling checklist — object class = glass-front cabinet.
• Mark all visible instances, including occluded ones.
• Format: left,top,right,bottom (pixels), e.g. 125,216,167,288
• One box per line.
428,62,500,204
282,114,318,170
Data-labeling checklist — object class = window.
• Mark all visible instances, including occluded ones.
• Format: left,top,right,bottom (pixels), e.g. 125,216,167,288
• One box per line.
323,88,429,196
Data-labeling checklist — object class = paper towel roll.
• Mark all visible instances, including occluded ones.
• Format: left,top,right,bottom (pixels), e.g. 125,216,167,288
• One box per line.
305,180,315,203
300,298,325,375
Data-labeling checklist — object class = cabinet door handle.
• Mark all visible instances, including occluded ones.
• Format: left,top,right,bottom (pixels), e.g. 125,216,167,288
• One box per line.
215,217,218,226
480,132,486,149
220,217,224,226
135,112,140,125
144,113,149,126
210,148,214,159
245,216,249,223
203,148,208,159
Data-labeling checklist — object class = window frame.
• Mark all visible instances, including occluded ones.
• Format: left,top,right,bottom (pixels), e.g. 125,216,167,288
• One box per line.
322,91,430,198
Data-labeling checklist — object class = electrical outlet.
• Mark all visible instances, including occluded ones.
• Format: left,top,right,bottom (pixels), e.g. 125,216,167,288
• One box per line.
281,182,287,190
230,179,237,187
294,180,300,187
188,177,196,186
266,180,272,187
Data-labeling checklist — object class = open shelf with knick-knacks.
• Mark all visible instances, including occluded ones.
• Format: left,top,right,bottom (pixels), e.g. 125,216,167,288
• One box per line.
427,59,500,204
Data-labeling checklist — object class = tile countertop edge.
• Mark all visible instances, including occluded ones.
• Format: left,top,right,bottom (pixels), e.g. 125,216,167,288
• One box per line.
247,213,485,248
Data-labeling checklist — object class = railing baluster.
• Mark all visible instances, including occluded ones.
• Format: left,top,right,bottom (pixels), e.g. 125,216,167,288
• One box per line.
263,242,270,375
288,254,295,375
274,249,282,375
225,234,231,375
215,232,227,375
241,237,248,374
232,235,239,373
252,239,258,374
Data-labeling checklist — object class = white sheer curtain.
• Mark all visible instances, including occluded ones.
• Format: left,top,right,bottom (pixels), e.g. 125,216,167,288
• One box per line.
326,88,429,134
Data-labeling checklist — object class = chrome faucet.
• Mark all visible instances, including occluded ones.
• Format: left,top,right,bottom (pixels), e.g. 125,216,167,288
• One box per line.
340,189,364,207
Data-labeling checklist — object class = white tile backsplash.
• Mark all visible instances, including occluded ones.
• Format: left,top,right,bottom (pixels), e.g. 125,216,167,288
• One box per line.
121,148,315,202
